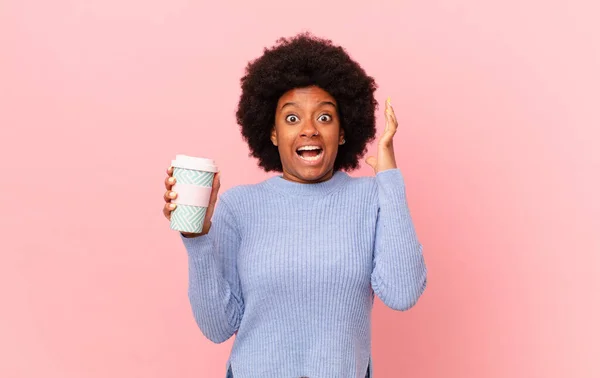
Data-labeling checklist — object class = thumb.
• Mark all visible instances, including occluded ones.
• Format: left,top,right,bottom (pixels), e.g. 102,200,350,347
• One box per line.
365,156,377,170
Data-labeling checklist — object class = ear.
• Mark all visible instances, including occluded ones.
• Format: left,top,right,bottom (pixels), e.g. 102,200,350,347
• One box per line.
339,128,346,145
270,127,278,146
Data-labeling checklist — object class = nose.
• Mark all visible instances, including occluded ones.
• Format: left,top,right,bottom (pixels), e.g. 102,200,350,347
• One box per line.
300,119,318,137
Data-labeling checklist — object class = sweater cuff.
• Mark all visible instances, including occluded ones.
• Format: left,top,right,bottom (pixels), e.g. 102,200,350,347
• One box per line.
180,232,213,257
375,168,407,207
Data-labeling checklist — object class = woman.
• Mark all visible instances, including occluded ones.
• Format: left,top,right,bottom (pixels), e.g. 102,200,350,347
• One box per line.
162,32,427,378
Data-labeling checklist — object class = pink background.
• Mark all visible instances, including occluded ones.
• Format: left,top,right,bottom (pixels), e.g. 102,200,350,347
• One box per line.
1,0,599,377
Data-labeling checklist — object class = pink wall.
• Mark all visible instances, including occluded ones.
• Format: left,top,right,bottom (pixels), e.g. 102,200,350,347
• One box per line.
1,0,598,377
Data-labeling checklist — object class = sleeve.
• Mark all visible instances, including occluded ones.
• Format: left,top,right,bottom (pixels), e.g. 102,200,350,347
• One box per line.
180,196,244,343
371,168,428,311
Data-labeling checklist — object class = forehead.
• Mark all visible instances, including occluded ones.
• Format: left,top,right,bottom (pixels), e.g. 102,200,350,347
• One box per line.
277,86,336,105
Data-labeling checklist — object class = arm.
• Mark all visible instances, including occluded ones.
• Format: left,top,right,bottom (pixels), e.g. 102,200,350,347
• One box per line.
180,197,244,343
371,168,427,311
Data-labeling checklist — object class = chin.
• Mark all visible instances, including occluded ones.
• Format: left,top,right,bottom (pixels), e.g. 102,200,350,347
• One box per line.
290,165,333,183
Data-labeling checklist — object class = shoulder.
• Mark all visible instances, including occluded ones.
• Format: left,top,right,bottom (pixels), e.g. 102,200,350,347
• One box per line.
217,178,273,207
345,173,376,186
346,169,406,190
344,172,377,188
338,172,378,197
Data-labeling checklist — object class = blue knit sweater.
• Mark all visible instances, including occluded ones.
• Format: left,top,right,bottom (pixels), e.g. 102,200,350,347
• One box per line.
180,168,427,378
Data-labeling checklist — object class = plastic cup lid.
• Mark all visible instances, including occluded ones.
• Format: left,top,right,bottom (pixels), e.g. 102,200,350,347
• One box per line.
171,155,218,172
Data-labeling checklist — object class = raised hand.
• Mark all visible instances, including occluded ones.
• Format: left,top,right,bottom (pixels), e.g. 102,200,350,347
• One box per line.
365,97,398,173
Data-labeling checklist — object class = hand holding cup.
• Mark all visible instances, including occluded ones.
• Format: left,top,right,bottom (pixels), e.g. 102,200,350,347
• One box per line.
163,156,220,237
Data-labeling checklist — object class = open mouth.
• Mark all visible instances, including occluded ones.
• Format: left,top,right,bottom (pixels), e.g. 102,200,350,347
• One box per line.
296,145,323,162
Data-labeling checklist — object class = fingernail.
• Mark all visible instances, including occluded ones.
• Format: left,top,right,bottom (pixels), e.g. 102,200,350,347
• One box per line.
168,177,174,183
170,192,176,198
387,97,392,106
170,203,176,209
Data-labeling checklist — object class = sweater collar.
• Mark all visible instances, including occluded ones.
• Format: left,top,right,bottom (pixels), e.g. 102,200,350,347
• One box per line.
265,170,350,196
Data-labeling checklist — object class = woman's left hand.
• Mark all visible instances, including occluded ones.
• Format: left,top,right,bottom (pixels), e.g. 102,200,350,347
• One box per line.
365,97,398,174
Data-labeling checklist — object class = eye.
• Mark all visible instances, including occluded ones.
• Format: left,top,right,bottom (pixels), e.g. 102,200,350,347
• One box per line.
318,114,332,122
285,114,299,123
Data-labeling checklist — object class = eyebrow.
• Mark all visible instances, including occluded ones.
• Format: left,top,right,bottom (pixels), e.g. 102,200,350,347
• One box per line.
280,101,337,110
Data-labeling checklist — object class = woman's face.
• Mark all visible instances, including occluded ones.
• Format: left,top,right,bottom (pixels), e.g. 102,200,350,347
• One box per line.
271,86,345,184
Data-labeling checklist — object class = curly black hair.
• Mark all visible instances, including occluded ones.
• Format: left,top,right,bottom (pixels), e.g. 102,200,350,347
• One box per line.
235,32,378,172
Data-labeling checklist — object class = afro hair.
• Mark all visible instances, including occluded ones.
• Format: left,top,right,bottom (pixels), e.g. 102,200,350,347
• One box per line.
236,32,379,172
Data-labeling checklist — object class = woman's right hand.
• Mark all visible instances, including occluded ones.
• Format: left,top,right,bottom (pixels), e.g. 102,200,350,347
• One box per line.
163,166,221,238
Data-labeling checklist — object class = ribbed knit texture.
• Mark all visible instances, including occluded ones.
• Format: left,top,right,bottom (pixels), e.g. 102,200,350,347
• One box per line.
180,168,427,378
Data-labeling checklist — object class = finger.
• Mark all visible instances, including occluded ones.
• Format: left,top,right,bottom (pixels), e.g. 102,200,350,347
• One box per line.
380,106,396,147
385,99,397,131
386,110,397,132
383,100,390,134
365,156,377,169
379,116,394,147
163,202,176,220
387,98,398,129
163,190,177,203
164,175,176,190
384,108,395,133
166,166,174,176
382,102,394,140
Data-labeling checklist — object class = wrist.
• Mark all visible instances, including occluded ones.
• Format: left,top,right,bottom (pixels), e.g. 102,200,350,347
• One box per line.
180,232,203,238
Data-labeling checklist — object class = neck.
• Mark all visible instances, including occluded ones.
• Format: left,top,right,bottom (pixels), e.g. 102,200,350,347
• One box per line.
267,170,350,197
281,169,334,184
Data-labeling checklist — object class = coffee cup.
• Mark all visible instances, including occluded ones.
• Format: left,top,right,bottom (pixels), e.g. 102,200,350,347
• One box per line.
169,155,218,233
